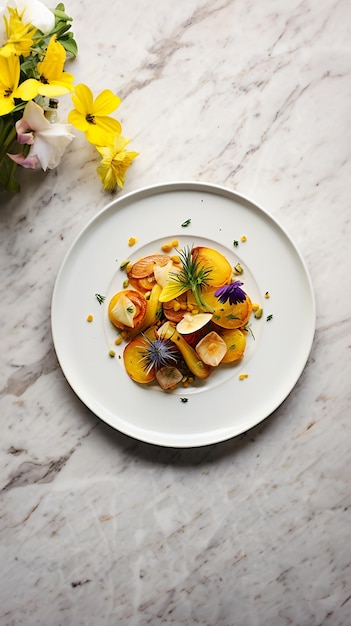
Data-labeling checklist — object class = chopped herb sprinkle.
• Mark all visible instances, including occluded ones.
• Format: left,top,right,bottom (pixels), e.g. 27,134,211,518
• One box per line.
180,397,188,403
266,314,273,321
95,293,106,305
181,218,191,227
233,240,239,248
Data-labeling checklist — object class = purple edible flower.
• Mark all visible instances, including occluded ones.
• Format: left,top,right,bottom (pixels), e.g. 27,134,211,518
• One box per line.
140,335,178,374
215,281,246,305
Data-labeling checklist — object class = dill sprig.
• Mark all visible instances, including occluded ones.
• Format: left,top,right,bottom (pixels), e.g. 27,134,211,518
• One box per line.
171,246,213,311
95,293,106,305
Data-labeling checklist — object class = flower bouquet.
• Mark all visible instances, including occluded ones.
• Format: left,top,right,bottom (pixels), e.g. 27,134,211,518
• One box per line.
0,0,138,194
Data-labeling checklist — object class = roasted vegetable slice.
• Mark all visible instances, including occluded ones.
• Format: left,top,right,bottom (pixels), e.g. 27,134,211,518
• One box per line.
158,321,211,379
176,312,212,334
195,331,227,366
108,289,147,330
123,334,156,383
191,246,232,287
188,287,252,329
125,283,162,340
128,254,171,279
156,366,183,390
216,328,246,363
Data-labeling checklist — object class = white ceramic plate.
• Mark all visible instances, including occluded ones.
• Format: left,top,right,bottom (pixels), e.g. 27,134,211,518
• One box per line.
51,182,315,447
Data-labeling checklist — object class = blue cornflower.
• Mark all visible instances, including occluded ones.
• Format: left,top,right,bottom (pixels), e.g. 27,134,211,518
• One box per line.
214,281,246,305
139,335,179,374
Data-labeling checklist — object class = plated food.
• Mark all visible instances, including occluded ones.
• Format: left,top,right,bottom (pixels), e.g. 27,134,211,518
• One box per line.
51,182,315,446
108,244,255,390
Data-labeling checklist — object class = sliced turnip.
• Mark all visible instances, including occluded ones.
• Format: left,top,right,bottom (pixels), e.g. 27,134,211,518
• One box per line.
195,331,227,366
155,366,183,390
176,312,212,334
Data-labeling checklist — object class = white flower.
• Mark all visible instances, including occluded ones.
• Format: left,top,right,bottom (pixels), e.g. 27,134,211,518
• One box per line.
0,0,55,45
15,0,55,33
8,100,75,171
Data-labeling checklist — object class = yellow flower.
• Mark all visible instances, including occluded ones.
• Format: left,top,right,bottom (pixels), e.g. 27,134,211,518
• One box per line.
68,84,122,145
96,134,138,191
0,54,21,115
15,35,74,101
0,7,37,58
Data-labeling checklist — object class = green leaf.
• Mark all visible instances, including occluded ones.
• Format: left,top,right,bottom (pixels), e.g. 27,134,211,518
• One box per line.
0,117,17,161
0,155,20,194
51,23,71,37
60,36,78,57
54,3,73,22
54,9,73,21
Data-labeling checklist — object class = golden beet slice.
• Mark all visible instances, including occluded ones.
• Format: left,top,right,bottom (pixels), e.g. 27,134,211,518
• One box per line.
211,296,252,329
191,287,252,329
192,246,232,288
217,328,246,363
123,334,155,383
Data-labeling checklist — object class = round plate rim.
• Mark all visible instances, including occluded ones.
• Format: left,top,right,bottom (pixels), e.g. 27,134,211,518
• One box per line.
51,181,316,447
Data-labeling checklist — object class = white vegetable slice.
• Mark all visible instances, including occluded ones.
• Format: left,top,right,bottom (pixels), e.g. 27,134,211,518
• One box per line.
110,294,136,328
155,366,183,389
176,312,212,334
195,331,227,366
153,260,181,287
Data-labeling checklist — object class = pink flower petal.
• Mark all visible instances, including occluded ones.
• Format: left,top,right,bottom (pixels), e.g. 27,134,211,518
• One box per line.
7,152,39,169
17,131,35,145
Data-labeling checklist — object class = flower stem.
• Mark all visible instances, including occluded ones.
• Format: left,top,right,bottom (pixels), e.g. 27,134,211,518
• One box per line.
191,284,213,312
0,119,19,193
0,121,17,161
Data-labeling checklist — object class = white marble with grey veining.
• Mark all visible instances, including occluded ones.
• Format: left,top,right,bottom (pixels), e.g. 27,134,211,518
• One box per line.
1,0,351,624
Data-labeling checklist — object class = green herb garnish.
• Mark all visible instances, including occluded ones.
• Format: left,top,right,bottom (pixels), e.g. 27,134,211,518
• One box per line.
165,246,213,311
95,293,106,305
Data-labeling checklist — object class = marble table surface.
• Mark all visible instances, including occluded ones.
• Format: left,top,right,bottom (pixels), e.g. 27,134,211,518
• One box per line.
1,0,351,624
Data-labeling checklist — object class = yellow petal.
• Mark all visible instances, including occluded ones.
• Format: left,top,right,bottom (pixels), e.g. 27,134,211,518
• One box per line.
97,160,116,191
0,55,20,90
38,36,66,79
113,134,130,151
93,90,121,116
71,84,94,116
14,78,39,100
159,281,190,302
0,97,15,115
85,118,122,146
67,108,89,132
37,77,74,97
